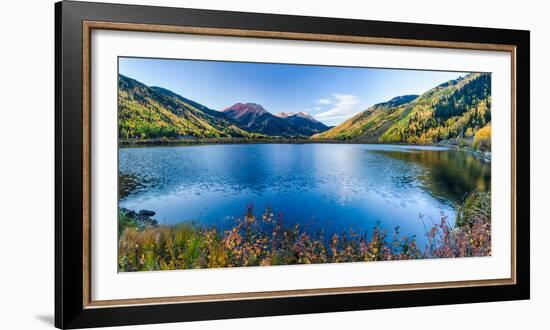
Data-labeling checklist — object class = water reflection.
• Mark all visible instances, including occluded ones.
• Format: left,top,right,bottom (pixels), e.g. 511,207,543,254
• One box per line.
373,148,490,204
118,144,490,244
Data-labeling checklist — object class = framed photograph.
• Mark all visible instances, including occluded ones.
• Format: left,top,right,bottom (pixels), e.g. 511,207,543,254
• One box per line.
55,1,530,328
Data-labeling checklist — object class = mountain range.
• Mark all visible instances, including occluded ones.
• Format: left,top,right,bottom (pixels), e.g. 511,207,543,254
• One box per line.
118,72,490,148
118,74,328,140
223,103,329,137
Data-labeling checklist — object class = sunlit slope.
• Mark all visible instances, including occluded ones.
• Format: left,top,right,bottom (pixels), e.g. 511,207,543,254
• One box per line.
118,74,256,139
312,95,418,142
313,73,491,146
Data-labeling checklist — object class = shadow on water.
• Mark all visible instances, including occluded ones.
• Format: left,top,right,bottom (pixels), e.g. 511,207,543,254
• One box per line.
373,148,490,204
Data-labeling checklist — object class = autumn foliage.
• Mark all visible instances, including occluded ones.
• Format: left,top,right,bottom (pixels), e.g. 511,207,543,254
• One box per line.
473,123,491,151
118,192,491,272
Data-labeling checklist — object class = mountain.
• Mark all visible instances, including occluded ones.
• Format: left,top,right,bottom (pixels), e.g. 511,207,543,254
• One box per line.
312,95,419,142
118,73,490,147
275,112,329,135
313,73,491,147
223,103,328,137
276,111,316,120
118,75,257,140
222,103,269,123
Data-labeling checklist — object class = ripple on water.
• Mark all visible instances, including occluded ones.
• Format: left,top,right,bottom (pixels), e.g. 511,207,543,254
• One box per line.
118,144,490,245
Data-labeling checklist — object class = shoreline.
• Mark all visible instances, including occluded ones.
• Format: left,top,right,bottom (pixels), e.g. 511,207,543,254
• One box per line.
119,137,392,146
118,137,491,161
435,140,491,162
118,191,491,271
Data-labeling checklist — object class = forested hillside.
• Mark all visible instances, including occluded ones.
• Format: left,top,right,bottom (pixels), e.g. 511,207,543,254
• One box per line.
118,75,258,140
313,73,491,150
311,95,418,142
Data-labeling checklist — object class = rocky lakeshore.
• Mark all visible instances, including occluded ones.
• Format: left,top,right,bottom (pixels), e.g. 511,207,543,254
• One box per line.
435,139,491,162
119,207,158,230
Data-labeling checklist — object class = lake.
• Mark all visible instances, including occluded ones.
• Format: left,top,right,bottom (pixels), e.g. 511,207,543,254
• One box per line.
119,143,490,244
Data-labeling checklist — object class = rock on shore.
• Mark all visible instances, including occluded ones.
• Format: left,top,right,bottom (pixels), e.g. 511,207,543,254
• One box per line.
120,207,158,228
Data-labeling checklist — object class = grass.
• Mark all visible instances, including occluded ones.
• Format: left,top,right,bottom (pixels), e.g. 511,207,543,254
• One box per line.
118,192,491,272
118,212,139,235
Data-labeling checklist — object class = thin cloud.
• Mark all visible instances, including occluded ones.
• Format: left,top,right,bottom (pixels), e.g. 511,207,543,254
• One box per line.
316,98,332,105
314,93,362,123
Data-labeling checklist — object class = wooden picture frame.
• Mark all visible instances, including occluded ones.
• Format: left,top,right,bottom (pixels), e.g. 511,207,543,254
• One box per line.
55,1,530,328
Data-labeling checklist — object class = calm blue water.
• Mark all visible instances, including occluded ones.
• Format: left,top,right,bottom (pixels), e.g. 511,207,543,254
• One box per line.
119,144,490,244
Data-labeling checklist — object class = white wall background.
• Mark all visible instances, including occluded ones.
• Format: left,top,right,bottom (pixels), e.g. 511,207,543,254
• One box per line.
0,0,546,329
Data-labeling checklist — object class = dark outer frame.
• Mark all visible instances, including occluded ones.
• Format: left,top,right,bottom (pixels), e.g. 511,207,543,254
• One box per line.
55,1,530,328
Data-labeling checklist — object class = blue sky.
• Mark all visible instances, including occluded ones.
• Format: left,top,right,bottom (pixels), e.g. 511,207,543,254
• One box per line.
119,57,468,126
